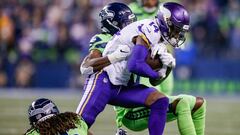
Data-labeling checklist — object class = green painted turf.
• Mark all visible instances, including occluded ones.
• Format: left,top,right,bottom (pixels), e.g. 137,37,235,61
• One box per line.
0,90,240,135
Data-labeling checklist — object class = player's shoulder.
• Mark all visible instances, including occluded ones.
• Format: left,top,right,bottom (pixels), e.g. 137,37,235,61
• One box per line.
139,19,155,24
89,33,112,48
90,33,112,44
138,19,159,32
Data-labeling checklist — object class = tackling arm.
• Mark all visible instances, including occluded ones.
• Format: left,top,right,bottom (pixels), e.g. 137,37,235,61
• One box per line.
80,49,111,74
81,50,111,72
81,45,131,75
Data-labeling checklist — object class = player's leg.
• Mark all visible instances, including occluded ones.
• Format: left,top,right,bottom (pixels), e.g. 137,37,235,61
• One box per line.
159,72,174,95
76,71,116,128
120,96,178,132
192,97,206,135
170,94,202,135
174,96,197,135
119,95,181,132
110,84,169,135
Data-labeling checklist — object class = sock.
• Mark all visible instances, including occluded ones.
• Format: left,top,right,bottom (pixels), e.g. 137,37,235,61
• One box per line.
192,99,206,135
176,98,196,135
148,97,169,135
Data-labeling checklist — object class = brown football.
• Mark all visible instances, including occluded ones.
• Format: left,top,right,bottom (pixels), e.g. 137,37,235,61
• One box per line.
146,51,173,86
146,52,163,70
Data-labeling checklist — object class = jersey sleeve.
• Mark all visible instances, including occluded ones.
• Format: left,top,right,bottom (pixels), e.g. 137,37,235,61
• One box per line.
89,34,112,53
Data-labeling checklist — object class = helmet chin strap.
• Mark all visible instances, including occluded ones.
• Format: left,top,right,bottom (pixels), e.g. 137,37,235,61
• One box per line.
143,7,157,13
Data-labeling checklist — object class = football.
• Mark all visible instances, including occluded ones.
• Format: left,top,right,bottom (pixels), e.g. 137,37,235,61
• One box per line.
146,51,172,86
146,52,162,70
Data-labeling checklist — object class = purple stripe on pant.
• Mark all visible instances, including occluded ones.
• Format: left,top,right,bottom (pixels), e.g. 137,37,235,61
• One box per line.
76,71,156,128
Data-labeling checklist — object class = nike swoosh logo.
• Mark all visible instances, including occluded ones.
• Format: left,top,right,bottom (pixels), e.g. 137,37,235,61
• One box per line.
120,50,128,53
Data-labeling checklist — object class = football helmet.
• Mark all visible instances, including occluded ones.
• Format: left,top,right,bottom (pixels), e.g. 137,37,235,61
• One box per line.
99,2,136,35
28,98,59,126
156,2,190,47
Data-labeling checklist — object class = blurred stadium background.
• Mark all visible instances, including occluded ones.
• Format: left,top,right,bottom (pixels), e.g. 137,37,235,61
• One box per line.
0,0,240,135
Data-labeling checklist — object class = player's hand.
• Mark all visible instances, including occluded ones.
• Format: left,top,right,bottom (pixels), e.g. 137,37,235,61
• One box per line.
157,65,167,78
159,52,176,68
108,45,131,63
151,43,167,59
116,128,127,135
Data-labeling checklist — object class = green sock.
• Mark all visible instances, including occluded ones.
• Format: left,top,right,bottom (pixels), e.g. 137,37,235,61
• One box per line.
176,98,196,135
192,99,206,135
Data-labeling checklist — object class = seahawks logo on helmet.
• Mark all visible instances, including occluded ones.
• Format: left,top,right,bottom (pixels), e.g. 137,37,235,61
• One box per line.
99,9,115,20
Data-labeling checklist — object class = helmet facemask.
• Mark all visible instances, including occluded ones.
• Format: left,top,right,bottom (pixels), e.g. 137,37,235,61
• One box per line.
163,20,188,48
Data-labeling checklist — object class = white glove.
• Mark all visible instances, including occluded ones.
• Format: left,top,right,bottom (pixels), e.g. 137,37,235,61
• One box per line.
108,45,131,63
158,65,168,78
80,64,94,75
159,52,176,68
151,43,167,58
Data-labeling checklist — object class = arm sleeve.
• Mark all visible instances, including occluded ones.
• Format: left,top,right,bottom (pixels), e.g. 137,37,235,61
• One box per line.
127,44,159,79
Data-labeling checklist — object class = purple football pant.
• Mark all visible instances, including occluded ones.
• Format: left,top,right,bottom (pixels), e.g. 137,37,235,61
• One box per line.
76,71,155,127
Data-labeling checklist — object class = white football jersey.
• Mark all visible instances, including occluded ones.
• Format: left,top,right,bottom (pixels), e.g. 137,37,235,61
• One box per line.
103,19,162,86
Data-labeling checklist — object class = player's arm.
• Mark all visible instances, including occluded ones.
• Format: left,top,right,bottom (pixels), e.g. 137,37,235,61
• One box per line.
127,35,160,79
81,46,130,75
81,49,110,73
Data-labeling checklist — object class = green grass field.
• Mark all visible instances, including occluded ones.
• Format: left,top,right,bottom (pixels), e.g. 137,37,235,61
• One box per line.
0,90,240,135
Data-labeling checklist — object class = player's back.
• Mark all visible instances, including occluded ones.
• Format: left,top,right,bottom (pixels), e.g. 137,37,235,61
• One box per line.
25,116,88,135
103,18,161,86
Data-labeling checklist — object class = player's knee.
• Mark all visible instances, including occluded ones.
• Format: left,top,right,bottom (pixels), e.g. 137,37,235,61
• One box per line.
192,97,206,114
150,96,169,112
175,98,191,114
145,90,167,106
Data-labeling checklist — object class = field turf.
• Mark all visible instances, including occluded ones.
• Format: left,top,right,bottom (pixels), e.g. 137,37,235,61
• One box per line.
0,90,240,135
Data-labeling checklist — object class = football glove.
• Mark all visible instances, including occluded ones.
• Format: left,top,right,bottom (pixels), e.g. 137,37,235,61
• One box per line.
108,45,131,63
159,52,176,68
157,65,168,78
80,64,94,75
150,43,167,58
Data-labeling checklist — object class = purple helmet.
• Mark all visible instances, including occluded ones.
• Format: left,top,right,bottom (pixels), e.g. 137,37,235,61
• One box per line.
156,2,190,47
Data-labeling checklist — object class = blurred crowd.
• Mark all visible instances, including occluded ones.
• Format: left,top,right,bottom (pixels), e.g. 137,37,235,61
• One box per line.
0,0,239,88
